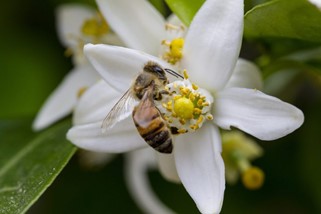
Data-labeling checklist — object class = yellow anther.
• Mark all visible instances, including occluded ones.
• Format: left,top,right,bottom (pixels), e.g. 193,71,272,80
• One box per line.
206,114,214,120
174,97,194,119
192,83,199,90
193,108,202,114
197,99,204,107
178,128,187,134
179,87,190,96
167,100,173,106
196,116,204,125
161,40,170,46
179,119,186,125
77,87,88,98
202,102,210,107
171,113,177,118
189,93,195,101
183,69,189,79
165,23,180,31
173,82,178,88
190,124,199,130
242,167,265,190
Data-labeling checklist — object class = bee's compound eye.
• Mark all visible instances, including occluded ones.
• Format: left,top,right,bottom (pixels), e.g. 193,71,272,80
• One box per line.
154,66,165,75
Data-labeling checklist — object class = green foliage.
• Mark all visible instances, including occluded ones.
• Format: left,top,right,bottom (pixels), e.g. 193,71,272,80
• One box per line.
165,0,204,26
0,119,76,213
244,0,321,43
149,0,169,16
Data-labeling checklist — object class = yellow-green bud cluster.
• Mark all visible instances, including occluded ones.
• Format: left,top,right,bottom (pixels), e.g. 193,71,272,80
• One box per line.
158,77,213,134
222,131,265,190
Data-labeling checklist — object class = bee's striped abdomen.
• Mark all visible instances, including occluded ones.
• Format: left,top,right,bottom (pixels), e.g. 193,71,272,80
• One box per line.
133,100,173,154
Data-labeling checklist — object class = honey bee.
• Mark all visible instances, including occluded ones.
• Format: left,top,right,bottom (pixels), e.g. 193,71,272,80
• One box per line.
101,61,182,154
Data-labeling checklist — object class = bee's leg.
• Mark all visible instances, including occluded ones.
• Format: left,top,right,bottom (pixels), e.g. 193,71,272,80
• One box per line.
154,90,169,101
153,91,162,100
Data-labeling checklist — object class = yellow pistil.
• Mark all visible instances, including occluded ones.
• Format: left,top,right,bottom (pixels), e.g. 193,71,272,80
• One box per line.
81,13,109,38
162,37,184,65
242,167,265,190
174,97,194,119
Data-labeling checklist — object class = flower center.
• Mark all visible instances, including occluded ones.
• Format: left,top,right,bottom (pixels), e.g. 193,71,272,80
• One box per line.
161,37,184,65
174,97,194,119
64,12,110,63
158,70,213,134
81,13,109,38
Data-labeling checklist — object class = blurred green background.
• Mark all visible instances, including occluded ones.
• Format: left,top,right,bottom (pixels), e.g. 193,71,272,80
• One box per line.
1,0,321,213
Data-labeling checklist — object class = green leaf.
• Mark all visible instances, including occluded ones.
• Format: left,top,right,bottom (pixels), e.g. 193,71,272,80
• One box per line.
0,119,76,213
244,0,321,43
149,0,169,16
165,0,204,26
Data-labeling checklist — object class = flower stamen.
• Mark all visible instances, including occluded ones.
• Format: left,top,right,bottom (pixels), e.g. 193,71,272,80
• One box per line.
81,12,109,38
158,70,213,134
77,86,88,98
161,37,184,65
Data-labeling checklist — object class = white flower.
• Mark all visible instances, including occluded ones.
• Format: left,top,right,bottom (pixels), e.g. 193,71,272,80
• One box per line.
67,0,304,213
125,148,176,214
32,3,122,130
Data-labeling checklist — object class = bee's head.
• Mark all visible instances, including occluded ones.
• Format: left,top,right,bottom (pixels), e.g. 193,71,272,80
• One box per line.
144,61,167,80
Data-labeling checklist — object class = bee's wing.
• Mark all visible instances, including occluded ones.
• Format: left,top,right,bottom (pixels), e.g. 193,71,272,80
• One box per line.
101,89,138,133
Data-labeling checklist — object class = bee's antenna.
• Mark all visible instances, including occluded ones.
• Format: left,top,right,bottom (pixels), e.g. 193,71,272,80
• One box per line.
164,68,184,79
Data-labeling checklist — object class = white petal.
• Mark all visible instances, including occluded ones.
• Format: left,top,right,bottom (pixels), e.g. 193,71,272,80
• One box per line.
214,88,304,140
96,0,166,55
125,148,175,214
33,65,99,131
166,14,183,26
182,0,243,92
73,80,121,125
84,44,174,93
174,123,225,214
225,59,263,90
56,4,95,47
67,119,146,153
156,153,181,183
